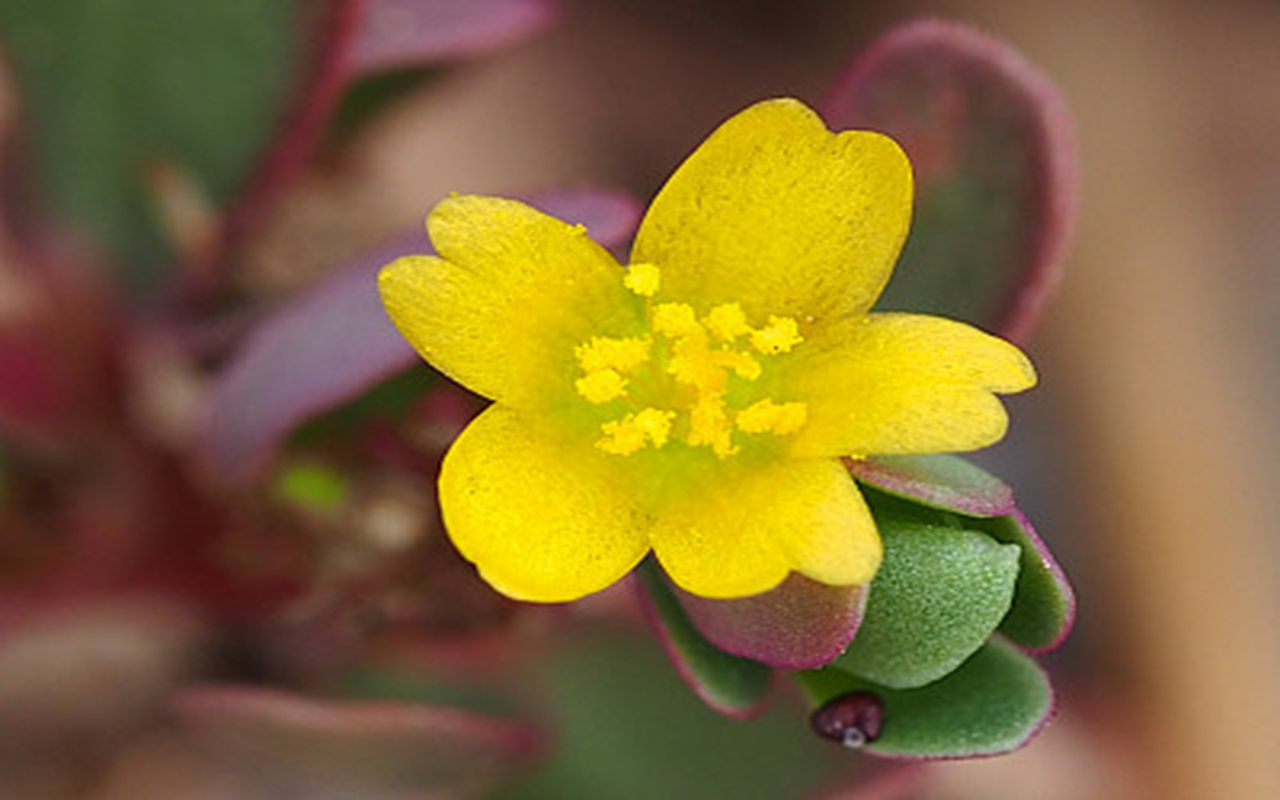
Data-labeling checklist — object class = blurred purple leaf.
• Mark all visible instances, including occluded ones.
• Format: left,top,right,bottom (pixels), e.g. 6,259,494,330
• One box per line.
175,685,541,799
634,561,773,720
200,187,641,484
824,18,1076,342
348,0,559,76
848,454,1015,518
200,232,422,484
675,574,867,670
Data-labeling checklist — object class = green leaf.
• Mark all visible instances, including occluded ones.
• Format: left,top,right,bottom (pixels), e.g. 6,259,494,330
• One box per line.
799,638,1054,759
860,485,1075,655
972,511,1075,652
634,559,773,718
835,516,1020,689
0,0,302,291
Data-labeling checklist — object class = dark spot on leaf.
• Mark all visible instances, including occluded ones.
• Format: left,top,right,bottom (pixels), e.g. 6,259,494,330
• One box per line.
810,691,884,748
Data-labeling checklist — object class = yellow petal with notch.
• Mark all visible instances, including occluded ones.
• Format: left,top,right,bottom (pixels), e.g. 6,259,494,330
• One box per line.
632,98,912,329
788,313,1036,458
379,196,633,408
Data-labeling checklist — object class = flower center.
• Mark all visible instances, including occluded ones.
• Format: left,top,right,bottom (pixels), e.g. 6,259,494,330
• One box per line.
573,263,808,459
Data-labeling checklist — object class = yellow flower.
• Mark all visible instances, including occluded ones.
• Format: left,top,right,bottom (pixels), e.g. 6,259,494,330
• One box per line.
378,99,1035,603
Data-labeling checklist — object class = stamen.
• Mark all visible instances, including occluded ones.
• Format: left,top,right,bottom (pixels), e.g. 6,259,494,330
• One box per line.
598,419,647,455
624,263,662,297
632,407,676,447
652,303,700,338
751,316,804,355
597,408,675,454
704,303,750,342
576,336,651,373
713,349,761,381
687,397,737,458
667,330,728,395
576,369,628,403
576,272,809,458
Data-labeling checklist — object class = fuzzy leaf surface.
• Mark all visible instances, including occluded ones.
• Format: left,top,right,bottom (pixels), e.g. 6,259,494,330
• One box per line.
802,638,1053,759
835,516,1020,689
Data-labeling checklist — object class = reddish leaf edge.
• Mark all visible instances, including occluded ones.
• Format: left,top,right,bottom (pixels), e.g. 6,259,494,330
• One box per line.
848,456,1075,655
675,577,868,670
173,0,366,306
633,568,774,721
174,0,565,306
197,231,423,486
822,17,1077,344
869,637,1059,763
847,455,1016,518
796,636,1058,762
1000,509,1076,655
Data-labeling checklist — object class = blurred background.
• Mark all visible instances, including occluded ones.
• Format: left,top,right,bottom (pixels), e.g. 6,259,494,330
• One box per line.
1,1,1278,798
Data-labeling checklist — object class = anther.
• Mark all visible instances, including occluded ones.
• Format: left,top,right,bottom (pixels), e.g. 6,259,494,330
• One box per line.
652,303,700,338
576,369,627,403
597,408,675,455
751,315,803,354
705,303,750,342
576,336,651,373
624,263,662,297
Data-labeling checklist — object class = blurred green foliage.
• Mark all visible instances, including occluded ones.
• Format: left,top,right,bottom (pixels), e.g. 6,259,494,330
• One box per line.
0,0,301,292
501,628,843,800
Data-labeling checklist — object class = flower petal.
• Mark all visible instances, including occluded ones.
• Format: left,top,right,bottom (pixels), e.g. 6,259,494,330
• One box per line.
379,196,632,407
439,405,650,602
789,313,1035,458
651,458,881,599
632,98,911,325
